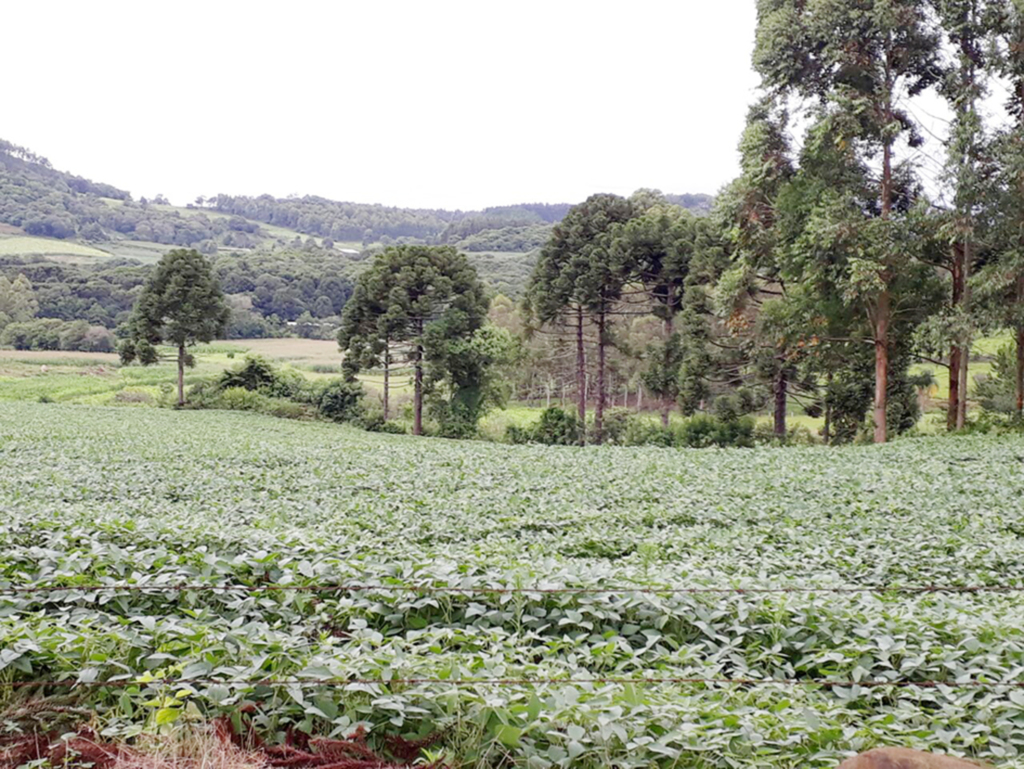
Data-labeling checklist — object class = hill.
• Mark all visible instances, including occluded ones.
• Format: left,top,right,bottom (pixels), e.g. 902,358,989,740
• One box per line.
0,137,713,310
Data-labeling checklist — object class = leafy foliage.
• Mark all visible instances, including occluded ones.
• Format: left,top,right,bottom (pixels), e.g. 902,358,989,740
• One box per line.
2,404,1024,766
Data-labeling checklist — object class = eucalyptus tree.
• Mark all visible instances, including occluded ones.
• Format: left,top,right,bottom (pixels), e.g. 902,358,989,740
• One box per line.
976,1,1024,418
754,0,942,442
338,245,488,435
932,0,999,429
119,249,230,407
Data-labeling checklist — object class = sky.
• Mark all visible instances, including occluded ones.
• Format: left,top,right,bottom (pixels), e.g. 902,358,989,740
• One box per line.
3,1,760,211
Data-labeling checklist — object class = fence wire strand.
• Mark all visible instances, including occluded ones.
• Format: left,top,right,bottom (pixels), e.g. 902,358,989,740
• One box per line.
2,583,1023,595
1,677,1022,690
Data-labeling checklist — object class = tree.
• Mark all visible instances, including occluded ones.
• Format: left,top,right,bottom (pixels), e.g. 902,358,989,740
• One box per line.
339,245,488,435
0,273,38,329
611,198,698,427
754,0,942,441
425,323,519,437
976,1,1024,419
119,249,230,406
525,194,635,443
716,95,799,437
932,0,998,430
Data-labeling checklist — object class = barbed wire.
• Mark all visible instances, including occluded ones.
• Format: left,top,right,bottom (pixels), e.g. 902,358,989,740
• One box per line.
1,583,1022,596
1,676,1022,690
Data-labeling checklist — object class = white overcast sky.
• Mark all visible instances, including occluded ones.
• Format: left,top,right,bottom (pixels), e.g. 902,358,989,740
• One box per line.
3,1,760,211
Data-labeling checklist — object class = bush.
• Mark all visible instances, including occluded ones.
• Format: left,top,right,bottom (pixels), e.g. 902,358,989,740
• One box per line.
622,418,674,447
506,407,581,445
220,355,278,392
217,386,265,411
597,408,633,445
505,424,532,444
678,414,755,448
357,409,406,434
314,379,365,423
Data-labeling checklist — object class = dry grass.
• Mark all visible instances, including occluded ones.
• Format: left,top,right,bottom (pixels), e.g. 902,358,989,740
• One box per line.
114,728,266,769
220,338,341,367
0,349,120,364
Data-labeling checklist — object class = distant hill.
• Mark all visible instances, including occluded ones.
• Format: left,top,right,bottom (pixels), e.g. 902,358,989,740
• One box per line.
0,137,713,298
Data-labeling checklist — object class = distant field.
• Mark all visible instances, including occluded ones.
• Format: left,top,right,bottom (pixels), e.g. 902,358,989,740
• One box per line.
0,234,111,259
221,337,341,366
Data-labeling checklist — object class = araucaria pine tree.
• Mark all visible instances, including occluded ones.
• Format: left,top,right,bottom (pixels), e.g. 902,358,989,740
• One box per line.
119,249,230,406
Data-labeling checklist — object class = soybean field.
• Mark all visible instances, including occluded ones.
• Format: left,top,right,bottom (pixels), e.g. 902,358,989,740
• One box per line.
2,403,1024,767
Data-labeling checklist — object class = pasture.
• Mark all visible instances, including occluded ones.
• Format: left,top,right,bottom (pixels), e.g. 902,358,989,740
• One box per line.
2,403,1023,767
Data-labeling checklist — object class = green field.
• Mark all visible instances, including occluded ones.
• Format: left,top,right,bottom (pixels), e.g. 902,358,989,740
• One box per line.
2,403,1024,767
0,234,112,259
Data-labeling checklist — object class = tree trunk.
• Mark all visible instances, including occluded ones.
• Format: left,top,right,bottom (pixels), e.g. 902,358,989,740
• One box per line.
413,350,423,436
948,245,964,431
956,242,972,430
948,345,961,432
875,78,893,445
595,312,606,444
661,316,672,429
773,362,787,438
413,321,424,436
823,371,832,446
177,344,186,407
383,346,390,421
1016,326,1024,421
872,293,890,444
575,306,586,445
957,345,969,430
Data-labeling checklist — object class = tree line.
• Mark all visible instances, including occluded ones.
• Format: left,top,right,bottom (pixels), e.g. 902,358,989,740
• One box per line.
499,0,1024,444
0,252,355,349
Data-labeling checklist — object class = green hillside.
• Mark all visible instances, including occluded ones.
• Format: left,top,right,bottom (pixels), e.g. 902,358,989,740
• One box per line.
0,137,711,297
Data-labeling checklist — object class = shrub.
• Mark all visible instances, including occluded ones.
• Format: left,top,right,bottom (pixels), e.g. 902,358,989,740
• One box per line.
220,355,277,392
622,419,674,447
678,414,755,448
597,408,633,445
314,379,365,423
357,408,407,434
217,386,265,411
508,407,581,445
505,424,532,444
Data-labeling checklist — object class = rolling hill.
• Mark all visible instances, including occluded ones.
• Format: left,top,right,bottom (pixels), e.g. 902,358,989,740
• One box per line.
0,136,713,300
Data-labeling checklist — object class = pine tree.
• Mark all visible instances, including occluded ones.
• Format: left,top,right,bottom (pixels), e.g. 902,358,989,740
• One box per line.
119,249,230,406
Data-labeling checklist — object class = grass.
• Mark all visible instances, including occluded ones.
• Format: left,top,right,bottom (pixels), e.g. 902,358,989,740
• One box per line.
0,234,111,259
2,404,1024,766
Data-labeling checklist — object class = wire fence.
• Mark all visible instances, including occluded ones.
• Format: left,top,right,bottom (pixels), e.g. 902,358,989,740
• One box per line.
2,583,1024,595
2,677,1023,690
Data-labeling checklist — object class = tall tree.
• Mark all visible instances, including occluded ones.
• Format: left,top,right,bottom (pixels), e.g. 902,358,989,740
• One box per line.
338,245,488,435
611,199,697,427
934,0,997,430
337,266,405,420
716,95,799,437
754,0,942,441
119,249,230,406
525,194,634,443
976,0,1024,420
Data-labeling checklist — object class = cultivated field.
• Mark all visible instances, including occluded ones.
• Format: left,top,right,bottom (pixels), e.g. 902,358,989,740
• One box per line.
2,403,1023,767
